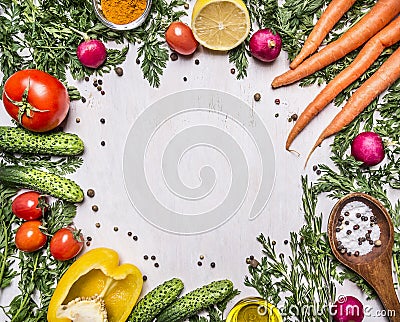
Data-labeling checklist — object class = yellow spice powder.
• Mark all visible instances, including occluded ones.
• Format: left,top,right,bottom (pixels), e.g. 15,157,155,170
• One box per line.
101,0,147,25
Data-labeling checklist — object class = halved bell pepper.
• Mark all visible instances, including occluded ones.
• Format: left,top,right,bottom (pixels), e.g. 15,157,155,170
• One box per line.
47,247,143,322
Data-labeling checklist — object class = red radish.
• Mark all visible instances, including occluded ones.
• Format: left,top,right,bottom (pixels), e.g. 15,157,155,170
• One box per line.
249,29,282,62
76,39,107,69
332,295,364,322
351,132,385,166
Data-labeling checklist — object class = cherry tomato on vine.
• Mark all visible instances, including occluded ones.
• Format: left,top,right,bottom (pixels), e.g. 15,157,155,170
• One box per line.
12,191,47,221
165,22,199,55
15,220,47,252
50,227,84,261
2,69,70,132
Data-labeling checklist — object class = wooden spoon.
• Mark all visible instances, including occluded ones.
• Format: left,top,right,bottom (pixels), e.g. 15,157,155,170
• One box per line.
328,192,400,321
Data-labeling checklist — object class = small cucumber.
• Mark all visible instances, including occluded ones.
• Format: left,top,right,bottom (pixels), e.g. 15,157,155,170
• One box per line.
129,278,184,322
157,279,233,322
0,166,84,202
0,126,84,156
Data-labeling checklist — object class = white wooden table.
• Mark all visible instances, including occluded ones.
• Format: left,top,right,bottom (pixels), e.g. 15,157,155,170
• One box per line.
0,17,391,321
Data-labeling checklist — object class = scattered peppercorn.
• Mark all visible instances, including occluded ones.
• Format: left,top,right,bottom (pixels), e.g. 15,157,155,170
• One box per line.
197,261,202,266
284,240,289,245
254,93,261,102
344,211,350,216
374,240,382,247
87,236,92,241
93,82,98,87
84,76,90,82
81,97,86,103
113,226,119,232
199,255,204,260
97,86,102,91
86,241,91,246
338,215,344,222
92,205,99,212
101,141,106,146
115,67,124,76
354,251,360,257
76,118,81,123
275,113,279,118
316,170,321,175
346,230,352,235
170,53,178,61
312,165,318,171
128,232,132,236
183,77,187,82
250,259,259,268
151,255,156,260
87,189,95,197
144,255,148,260
249,255,254,260
143,275,147,281
154,263,159,268
246,258,251,264
288,118,292,123
133,235,138,241
345,221,349,225
210,262,216,268
95,223,100,228
195,59,200,65
101,90,105,95
335,227,341,232
291,114,298,121
353,224,360,230
100,118,105,124
230,68,235,74
272,241,276,246
184,2,189,9
98,79,103,85
274,98,280,105
356,213,362,218
136,58,140,64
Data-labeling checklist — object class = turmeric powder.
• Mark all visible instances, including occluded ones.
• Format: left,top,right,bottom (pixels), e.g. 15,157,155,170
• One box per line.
101,0,147,25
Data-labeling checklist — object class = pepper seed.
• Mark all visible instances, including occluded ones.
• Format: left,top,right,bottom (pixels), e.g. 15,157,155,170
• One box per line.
210,262,216,268
84,76,90,82
136,58,141,64
101,141,106,146
184,2,189,9
230,68,236,74
100,118,105,124
197,261,202,266
87,189,95,197
254,93,261,102
199,255,204,260
133,235,138,241
274,98,280,105
154,263,159,268
195,59,200,65
344,211,350,216
92,205,99,212
170,53,178,61
374,240,382,247
115,67,124,76
346,230,352,235
291,114,298,121
113,226,119,232
128,232,132,236
81,97,86,103
95,223,100,228
151,255,156,260
250,259,259,268
354,251,360,257
144,255,148,260
98,79,103,85
143,275,147,281
353,224,360,230
275,113,279,118
356,213,361,218
76,118,81,123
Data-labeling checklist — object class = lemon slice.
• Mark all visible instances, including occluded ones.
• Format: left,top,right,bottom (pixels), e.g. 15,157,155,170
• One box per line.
191,0,250,51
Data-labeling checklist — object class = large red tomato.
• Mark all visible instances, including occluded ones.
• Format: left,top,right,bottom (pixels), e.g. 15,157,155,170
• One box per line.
165,22,199,55
2,69,70,132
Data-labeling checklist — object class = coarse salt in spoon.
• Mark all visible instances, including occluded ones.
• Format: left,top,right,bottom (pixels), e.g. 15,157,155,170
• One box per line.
328,192,400,321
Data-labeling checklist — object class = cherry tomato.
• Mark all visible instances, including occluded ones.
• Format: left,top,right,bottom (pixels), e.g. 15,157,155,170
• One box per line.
15,220,47,252
50,227,84,261
3,69,70,132
165,22,199,55
12,191,47,221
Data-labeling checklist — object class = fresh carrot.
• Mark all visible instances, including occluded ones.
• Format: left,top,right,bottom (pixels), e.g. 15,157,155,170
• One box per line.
305,46,400,166
290,0,357,69
286,16,400,151
272,0,400,88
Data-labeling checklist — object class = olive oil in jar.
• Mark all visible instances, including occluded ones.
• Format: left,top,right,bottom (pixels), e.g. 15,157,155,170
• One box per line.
226,297,282,322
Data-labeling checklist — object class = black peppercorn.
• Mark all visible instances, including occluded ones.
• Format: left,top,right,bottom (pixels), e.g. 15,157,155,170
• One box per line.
197,261,202,266
195,59,200,65
154,263,159,268
84,76,90,82
144,255,148,260
291,114,298,121
100,118,105,124
151,255,156,260
254,93,261,101
101,141,106,146
210,262,216,268
98,80,103,85
115,67,124,76
92,205,99,212
128,232,132,236
81,97,86,103
143,275,147,281
230,68,236,74
274,98,280,105
87,189,95,197
133,235,138,241
170,53,178,61
344,211,350,216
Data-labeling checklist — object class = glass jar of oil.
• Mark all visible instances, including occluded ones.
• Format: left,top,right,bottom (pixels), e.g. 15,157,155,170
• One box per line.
226,297,282,322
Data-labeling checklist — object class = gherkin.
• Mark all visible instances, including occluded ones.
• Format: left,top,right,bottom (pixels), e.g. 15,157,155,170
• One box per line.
0,126,84,156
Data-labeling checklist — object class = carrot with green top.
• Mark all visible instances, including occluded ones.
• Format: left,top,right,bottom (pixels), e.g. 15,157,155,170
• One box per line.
272,0,400,88
286,15,400,151
290,0,357,69
305,46,400,166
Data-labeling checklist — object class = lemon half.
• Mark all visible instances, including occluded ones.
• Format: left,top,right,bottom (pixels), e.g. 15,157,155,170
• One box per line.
191,0,250,51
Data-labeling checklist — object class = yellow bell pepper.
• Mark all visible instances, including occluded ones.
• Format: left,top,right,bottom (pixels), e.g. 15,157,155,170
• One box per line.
47,247,143,322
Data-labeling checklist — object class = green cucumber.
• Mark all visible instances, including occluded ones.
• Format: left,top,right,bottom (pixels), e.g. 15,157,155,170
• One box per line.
157,279,233,322
0,166,84,202
129,278,184,322
0,126,84,156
